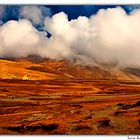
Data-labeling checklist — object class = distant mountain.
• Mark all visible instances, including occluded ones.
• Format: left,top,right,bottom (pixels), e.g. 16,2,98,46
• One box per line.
125,68,140,77
0,57,140,81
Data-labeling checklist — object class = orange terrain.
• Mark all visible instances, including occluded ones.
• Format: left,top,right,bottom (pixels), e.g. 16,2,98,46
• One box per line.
0,58,140,135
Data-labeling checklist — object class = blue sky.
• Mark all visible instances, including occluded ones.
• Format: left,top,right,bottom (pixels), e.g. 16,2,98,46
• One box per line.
1,5,140,22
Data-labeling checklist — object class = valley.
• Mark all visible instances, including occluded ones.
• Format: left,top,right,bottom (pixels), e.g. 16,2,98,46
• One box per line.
0,59,140,134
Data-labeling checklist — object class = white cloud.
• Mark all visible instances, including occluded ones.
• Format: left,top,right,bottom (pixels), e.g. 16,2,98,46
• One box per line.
0,6,5,19
1,7,140,67
20,6,43,24
0,19,45,57
44,7,140,67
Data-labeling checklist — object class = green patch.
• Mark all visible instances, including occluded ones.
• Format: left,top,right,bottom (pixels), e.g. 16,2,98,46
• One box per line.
0,97,30,101
22,113,55,122
22,114,47,122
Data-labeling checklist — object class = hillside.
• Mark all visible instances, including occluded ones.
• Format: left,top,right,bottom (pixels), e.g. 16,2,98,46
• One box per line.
0,58,140,134
0,58,140,81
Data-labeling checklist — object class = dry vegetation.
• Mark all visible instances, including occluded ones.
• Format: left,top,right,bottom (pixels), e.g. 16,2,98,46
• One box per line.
0,59,140,134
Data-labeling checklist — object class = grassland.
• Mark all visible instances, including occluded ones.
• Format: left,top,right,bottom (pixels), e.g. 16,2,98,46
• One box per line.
0,79,139,134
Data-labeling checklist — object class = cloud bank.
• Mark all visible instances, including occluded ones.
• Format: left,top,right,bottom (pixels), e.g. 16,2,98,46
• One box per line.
0,7,140,67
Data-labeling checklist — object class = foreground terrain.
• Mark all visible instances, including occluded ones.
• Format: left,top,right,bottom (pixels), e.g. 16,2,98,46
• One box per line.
0,58,140,134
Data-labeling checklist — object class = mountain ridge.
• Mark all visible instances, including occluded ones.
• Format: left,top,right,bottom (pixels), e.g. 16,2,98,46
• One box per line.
0,57,140,81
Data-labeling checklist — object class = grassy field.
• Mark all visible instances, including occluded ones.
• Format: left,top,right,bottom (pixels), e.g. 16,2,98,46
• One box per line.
0,79,139,134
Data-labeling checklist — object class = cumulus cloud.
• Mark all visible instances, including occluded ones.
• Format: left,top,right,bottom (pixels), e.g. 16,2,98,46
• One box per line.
44,7,140,67
0,6,5,23
20,6,51,25
40,6,52,17
1,7,140,67
0,19,46,57
0,6,5,18
20,6,43,24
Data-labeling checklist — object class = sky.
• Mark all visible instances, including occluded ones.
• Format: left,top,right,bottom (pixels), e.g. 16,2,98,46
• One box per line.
1,5,140,26
0,5,140,67
0,5,139,34
0,5,139,37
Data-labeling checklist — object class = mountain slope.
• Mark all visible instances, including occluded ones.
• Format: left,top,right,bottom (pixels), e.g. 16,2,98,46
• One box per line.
0,58,140,81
